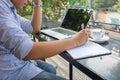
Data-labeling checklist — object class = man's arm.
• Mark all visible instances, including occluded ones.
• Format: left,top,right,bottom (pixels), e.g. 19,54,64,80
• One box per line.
23,29,88,60
31,0,42,34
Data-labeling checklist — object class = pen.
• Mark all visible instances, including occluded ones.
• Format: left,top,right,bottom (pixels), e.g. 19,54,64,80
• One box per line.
81,23,85,29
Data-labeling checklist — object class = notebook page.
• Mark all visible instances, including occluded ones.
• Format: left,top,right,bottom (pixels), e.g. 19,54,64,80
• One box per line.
67,41,111,59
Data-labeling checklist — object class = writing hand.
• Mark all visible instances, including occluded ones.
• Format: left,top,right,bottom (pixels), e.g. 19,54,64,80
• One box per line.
72,29,88,47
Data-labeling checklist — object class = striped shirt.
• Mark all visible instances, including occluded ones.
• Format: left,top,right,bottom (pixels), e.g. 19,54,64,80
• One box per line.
0,0,42,80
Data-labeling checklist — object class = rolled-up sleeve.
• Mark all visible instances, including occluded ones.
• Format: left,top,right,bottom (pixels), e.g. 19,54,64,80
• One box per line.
0,19,33,59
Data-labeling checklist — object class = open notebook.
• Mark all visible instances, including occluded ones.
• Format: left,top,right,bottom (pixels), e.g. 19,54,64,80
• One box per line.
67,41,111,60
41,8,93,39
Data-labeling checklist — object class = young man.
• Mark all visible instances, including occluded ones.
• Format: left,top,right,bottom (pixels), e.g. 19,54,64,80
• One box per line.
0,0,88,80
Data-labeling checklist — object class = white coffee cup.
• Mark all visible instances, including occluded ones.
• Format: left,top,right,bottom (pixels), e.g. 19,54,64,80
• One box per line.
90,29,105,40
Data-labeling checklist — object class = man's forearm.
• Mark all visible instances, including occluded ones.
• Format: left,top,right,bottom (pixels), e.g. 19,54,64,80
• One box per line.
23,29,88,60
31,0,42,34
23,38,75,60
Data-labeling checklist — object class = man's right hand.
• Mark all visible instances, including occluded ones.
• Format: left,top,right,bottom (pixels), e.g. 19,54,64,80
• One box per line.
71,29,89,47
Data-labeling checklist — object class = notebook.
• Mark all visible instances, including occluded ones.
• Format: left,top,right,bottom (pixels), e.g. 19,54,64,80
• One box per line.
41,8,93,39
67,41,111,60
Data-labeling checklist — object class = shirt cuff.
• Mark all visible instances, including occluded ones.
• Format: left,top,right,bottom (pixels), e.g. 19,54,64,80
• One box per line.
14,38,33,59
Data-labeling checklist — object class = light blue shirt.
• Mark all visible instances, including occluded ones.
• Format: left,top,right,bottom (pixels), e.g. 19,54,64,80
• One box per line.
0,0,43,80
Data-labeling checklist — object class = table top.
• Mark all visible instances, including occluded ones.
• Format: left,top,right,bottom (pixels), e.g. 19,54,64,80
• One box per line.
35,32,120,80
77,36,120,80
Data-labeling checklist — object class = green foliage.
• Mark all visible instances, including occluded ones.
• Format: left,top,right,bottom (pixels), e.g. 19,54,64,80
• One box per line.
92,0,118,9
17,0,89,20
17,3,33,17
42,0,88,21
17,0,119,20
113,0,120,12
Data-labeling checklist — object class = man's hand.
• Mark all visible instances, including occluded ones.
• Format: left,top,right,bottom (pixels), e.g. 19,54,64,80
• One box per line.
72,29,89,47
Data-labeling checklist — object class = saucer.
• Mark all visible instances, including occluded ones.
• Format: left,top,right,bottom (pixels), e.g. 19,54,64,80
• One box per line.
88,35,109,43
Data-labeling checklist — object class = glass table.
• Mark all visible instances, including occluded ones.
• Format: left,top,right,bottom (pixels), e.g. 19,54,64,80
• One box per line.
78,36,120,80
33,32,120,80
